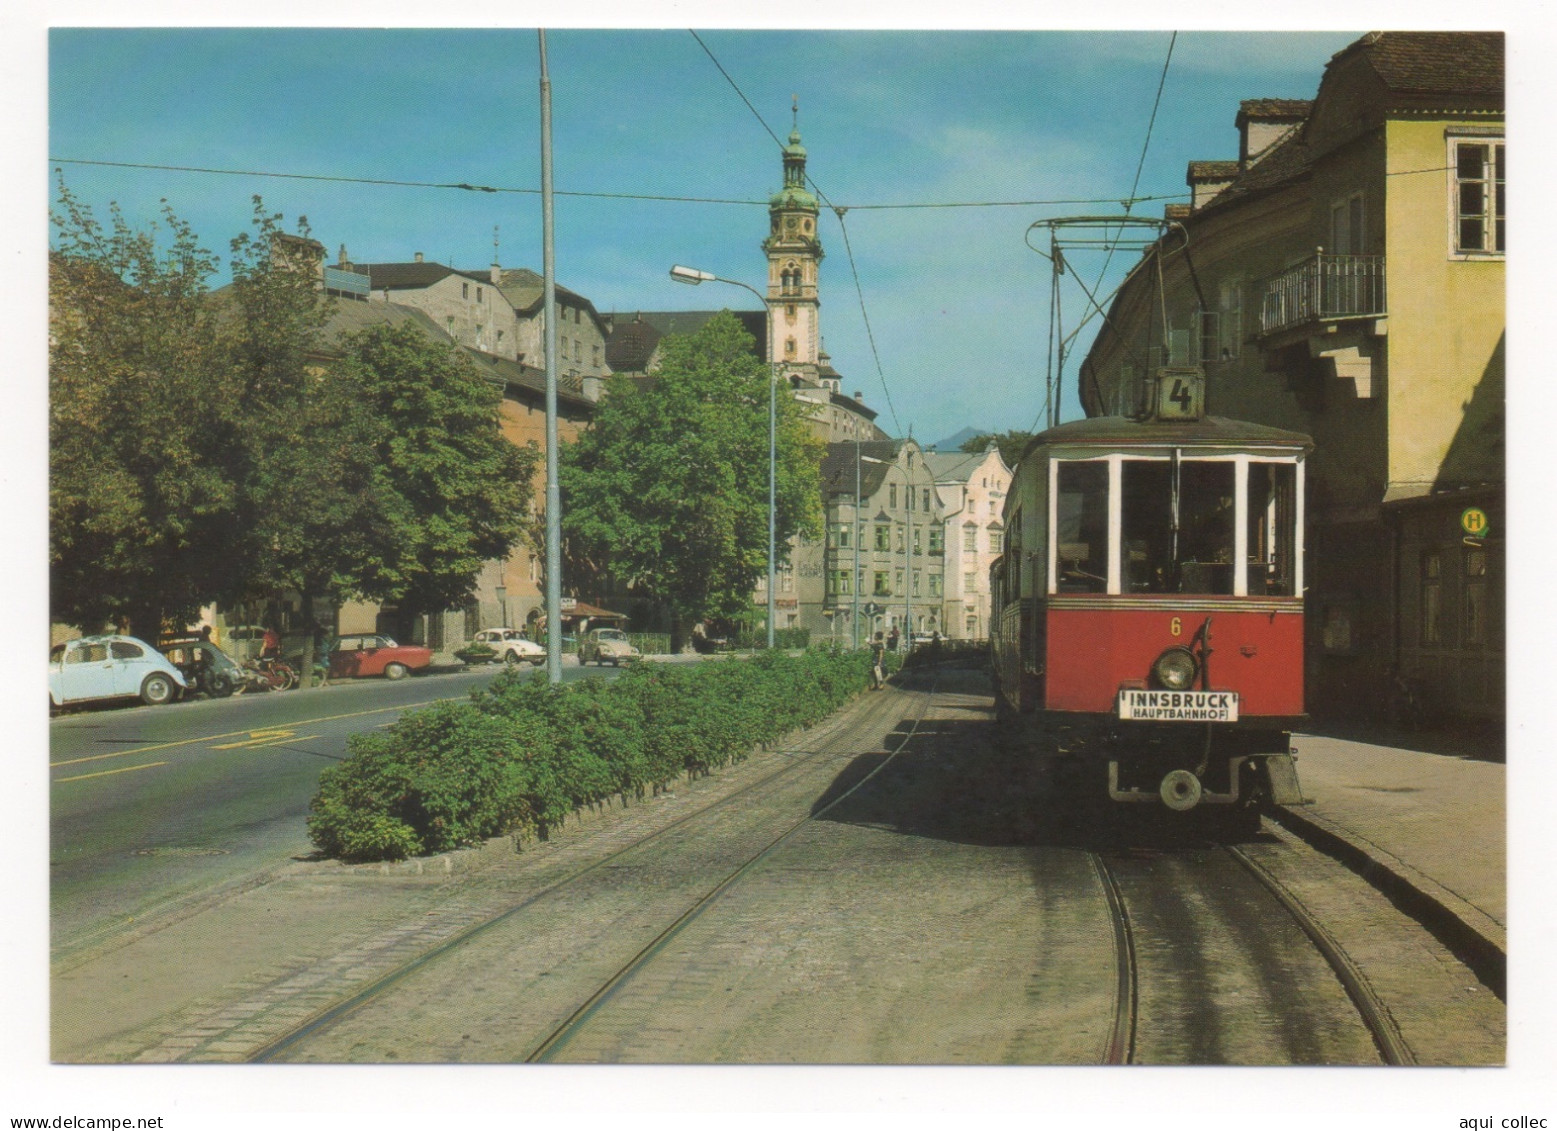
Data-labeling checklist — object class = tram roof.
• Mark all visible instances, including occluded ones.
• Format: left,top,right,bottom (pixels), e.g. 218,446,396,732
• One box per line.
1026,415,1313,459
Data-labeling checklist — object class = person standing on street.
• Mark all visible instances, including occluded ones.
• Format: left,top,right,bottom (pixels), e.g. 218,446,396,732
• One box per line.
870,633,886,690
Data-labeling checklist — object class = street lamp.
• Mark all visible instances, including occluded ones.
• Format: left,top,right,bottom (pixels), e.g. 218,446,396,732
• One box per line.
670,265,778,650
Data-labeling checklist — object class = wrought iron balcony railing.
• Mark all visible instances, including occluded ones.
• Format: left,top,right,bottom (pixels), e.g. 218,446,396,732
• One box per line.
1259,252,1386,336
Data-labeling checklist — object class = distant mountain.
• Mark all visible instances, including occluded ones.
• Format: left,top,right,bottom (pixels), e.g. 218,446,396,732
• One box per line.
925,426,984,453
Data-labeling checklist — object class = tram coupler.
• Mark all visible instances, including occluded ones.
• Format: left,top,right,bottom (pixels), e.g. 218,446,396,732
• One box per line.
1106,754,1304,809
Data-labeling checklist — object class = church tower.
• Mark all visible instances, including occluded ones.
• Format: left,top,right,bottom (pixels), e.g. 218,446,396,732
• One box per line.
762,105,824,388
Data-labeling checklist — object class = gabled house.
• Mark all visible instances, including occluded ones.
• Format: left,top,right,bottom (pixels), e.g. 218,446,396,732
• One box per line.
925,441,1013,641
1080,31,1504,723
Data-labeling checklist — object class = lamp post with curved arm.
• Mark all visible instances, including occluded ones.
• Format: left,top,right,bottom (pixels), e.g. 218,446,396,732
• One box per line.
670,265,777,650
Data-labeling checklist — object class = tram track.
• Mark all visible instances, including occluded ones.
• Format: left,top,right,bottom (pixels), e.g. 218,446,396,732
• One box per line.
524,668,942,1063
1087,816,1503,1065
247,671,940,1064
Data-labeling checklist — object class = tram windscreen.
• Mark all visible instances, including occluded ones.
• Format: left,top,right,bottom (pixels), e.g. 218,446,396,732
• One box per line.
1122,460,1236,594
1247,462,1297,596
1055,462,1109,593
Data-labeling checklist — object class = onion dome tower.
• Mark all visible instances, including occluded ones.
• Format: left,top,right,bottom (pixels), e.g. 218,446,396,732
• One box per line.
762,101,825,387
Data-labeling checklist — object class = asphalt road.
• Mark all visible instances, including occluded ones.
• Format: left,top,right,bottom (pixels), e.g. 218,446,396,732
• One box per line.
48,660,634,960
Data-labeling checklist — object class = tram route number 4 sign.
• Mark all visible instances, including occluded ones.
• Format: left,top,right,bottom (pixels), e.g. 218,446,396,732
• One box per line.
1118,689,1240,722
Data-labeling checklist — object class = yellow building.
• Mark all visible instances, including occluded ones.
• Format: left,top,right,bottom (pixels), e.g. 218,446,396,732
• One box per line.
1081,32,1503,724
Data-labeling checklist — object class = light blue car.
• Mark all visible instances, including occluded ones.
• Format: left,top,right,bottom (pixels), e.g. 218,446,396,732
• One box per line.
49,634,190,710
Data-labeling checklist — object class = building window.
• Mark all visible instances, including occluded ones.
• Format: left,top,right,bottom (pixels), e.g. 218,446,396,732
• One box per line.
462,282,469,299
875,525,891,552
912,571,922,597
963,524,978,553
929,574,943,597
1420,550,1443,646
896,529,905,553
929,528,944,554
829,570,853,596
889,484,897,509
1451,137,1505,256
964,571,977,592
593,345,602,368
988,528,1004,555
895,569,904,593
922,488,931,512
874,571,891,596
1464,547,1487,647
780,569,794,593
913,529,922,555
831,522,851,549
574,340,582,363
477,285,483,303
1330,192,1365,256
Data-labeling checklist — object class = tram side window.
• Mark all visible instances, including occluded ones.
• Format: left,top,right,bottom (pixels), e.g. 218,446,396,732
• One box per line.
1055,462,1109,593
1247,462,1297,596
1121,460,1236,594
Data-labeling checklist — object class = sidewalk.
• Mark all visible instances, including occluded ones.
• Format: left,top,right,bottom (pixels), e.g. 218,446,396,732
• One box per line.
1279,728,1505,959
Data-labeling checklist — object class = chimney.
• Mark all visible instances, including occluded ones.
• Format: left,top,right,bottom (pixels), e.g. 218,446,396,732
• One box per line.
414,251,424,263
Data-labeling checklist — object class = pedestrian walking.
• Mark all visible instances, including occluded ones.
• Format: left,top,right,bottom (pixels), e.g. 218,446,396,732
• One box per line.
887,626,900,653
870,633,886,690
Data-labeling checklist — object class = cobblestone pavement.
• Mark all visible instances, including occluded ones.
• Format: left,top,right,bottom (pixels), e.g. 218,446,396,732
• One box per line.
53,666,1504,1066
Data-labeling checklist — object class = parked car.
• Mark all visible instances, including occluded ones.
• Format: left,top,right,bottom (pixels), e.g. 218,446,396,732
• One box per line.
577,627,641,667
158,638,245,698
326,633,433,680
468,627,546,667
50,635,190,710
223,624,270,663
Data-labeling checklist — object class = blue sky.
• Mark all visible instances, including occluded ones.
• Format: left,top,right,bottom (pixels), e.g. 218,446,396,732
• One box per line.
46,26,1368,442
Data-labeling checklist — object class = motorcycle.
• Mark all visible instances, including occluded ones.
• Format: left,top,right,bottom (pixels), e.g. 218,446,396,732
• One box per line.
240,655,298,693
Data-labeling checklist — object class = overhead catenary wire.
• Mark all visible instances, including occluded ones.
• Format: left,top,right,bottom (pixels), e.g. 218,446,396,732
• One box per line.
49,157,1190,212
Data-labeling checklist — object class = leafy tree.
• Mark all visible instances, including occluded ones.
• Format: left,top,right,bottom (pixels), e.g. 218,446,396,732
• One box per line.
561,311,823,651
49,178,236,636
51,186,537,668
330,321,539,624
959,429,1035,470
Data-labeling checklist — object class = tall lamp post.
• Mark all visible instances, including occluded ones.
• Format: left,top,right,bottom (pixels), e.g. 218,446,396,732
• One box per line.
669,265,778,650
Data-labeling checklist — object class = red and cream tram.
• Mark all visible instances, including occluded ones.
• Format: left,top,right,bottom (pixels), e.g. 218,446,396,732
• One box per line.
991,374,1311,822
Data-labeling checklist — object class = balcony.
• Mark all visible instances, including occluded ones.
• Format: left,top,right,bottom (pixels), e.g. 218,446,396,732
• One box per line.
1259,253,1386,338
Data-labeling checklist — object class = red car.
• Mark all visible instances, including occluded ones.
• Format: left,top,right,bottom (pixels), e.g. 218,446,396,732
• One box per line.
327,633,433,680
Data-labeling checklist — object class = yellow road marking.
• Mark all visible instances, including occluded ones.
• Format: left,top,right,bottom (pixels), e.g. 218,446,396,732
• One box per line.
49,700,444,768
211,728,297,750
56,761,169,783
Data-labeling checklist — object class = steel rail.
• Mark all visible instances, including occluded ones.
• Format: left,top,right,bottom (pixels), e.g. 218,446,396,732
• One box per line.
1090,853,1139,1065
525,670,942,1062
247,674,923,1064
1225,844,1417,1066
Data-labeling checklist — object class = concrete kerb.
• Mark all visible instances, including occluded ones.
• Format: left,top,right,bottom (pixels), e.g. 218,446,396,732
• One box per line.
1270,801,1506,997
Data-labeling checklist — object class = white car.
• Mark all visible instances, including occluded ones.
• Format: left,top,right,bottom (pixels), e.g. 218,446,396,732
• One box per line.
578,627,641,667
471,627,546,666
49,634,190,710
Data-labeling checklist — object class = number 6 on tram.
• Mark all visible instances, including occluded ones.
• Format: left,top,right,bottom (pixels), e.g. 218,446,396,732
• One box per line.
990,382,1312,827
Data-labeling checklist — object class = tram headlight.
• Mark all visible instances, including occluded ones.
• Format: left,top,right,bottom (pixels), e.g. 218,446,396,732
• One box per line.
1151,646,1198,691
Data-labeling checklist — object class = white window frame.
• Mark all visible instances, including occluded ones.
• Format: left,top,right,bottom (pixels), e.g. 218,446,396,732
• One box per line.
1046,451,1306,596
1447,131,1506,260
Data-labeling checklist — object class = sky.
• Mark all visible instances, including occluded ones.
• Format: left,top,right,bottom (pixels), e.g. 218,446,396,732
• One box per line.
41,26,1375,443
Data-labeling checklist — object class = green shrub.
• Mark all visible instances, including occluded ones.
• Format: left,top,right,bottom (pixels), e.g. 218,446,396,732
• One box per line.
307,646,881,861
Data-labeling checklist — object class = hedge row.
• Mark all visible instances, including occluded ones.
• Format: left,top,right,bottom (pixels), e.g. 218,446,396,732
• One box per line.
307,645,900,863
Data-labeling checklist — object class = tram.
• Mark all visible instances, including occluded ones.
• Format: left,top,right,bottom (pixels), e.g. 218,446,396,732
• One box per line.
990,370,1311,823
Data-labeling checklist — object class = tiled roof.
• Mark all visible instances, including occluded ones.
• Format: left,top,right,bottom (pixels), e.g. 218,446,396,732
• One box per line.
820,440,901,499
355,261,489,290
316,297,448,352
1187,161,1241,182
604,310,769,374
1237,98,1312,121
458,349,594,410
923,449,987,485
1333,31,1503,99
1194,127,1313,217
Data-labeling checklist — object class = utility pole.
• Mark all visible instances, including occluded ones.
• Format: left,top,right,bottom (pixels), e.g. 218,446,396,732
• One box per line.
539,29,562,684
